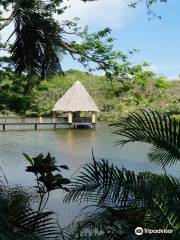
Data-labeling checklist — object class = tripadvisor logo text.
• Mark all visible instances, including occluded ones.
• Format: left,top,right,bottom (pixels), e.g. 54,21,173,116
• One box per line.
135,227,173,235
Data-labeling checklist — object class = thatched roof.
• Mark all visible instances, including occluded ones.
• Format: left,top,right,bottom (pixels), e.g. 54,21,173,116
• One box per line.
53,81,99,112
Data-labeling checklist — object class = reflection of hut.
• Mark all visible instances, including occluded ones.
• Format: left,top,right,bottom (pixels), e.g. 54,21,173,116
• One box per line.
53,81,99,128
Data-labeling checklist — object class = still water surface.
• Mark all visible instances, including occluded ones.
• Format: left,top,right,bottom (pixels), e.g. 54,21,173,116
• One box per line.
0,122,179,225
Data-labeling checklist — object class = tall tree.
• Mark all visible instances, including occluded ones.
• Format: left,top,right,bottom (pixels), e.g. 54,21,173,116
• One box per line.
0,0,156,94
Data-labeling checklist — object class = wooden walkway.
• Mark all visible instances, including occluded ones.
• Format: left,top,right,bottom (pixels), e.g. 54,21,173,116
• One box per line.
0,122,67,131
0,117,94,131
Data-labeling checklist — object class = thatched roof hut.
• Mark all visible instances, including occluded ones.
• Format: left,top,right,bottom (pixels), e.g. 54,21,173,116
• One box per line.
53,80,99,112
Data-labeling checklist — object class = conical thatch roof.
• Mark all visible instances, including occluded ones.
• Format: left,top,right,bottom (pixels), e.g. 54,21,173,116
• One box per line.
53,81,99,112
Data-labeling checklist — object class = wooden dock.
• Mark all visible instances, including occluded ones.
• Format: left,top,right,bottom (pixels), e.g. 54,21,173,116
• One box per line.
0,117,95,131
0,122,67,131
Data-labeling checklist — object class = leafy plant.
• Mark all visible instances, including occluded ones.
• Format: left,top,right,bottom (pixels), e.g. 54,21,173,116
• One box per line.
11,2,65,93
22,153,70,238
112,110,180,168
24,153,70,217
0,179,59,239
64,156,180,239
0,153,70,239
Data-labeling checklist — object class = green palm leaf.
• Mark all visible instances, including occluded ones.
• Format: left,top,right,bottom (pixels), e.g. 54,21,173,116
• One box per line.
64,157,180,239
12,8,64,75
9,2,64,93
111,110,180,166
9,208,59,239
64,158,136,207
0,183,60,239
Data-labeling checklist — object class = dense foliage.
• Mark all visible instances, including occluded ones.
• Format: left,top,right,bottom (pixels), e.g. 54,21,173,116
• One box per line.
0,69,178,119
64,160,180,239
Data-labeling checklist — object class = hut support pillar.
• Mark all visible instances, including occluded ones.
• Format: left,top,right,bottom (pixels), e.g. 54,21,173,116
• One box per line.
68,112,73,124
39,117,43,123
92,112,96,124
53,112,56,123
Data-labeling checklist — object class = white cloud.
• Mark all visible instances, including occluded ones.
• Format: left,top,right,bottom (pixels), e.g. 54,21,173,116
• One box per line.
1,0,133,42
1,0,134,42
61,0,134,29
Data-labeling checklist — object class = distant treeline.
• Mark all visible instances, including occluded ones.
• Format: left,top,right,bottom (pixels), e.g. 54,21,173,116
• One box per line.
0,69,179,120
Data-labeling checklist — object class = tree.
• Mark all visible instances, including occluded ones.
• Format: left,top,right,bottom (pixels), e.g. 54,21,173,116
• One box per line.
0,0,155,95
128,0,168,17
155,76,168,97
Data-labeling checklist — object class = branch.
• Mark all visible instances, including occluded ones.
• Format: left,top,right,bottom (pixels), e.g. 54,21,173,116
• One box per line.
61,40,126,87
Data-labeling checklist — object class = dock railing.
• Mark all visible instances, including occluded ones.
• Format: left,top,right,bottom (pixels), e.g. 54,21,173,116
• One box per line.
0,117,68,124
0,117,95,131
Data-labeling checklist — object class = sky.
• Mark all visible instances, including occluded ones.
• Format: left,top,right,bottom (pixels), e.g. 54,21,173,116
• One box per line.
60,0,180,79
1,0,180,79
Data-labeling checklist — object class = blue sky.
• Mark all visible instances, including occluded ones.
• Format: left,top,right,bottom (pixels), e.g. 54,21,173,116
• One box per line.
61,0,180,79
1,0,180,79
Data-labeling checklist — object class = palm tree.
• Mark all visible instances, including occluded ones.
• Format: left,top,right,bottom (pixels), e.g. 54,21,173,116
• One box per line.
10,1,64,94
63,158,180,239
63,110,180,239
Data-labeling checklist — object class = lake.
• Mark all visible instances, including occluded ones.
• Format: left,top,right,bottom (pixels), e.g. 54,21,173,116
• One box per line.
0,122,179,226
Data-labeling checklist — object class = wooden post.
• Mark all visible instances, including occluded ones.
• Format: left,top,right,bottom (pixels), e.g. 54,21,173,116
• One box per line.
3,124,5,131
53,112,56,123
35,123,37,131
54,123,56,129
39,117,43,123
68,112,72,124
92,112,96,124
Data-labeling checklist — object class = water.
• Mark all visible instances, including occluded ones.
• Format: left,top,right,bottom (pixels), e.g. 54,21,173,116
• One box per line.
0,122,179,226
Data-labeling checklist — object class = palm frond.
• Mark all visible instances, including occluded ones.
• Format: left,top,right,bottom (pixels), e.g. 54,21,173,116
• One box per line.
64,156,180,239
111,110,180,166
59,218,104,240
152,198,180,232
65,156,180,206
64,158,138,208
0,183,60,239
9,208,59,239
10,5,64,93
